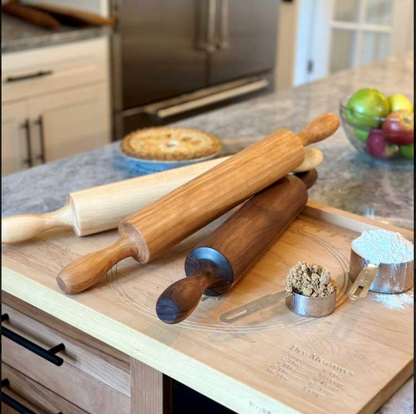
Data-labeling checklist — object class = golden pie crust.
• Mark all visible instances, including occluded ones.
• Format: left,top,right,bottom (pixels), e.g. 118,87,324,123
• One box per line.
121,127,222,161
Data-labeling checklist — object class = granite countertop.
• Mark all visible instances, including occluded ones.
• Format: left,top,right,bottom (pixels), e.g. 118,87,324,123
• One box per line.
1,52,414,413
2,52,414,230
1,12,112,53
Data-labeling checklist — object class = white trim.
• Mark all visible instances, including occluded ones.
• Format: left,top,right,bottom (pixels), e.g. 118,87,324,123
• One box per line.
293,0,315,86
311,0,333,82
330,21,392,33
293,0,333,86
353,0,366,67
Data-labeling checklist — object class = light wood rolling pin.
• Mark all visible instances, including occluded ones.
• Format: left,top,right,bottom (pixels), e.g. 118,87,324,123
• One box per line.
1,147,323,245
57,114,339,295
156,170,317,324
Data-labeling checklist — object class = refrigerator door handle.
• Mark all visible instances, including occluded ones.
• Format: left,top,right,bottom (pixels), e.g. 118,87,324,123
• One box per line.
198,0,218,53
218,0,230,49
148,79,269,120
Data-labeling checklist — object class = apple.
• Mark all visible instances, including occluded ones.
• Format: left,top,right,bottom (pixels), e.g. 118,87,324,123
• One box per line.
387,94,413,113
366,130,398,159
399,143,414,160
382,110,414,145
354,127,370,143
346,89,390,128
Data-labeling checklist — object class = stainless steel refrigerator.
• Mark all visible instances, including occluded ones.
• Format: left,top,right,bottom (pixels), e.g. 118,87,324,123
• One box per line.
112,0,279,139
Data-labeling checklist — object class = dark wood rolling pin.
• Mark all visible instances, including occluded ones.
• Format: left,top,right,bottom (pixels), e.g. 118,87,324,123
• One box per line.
2,1,60,29
156,170,317,324
57,114,338,295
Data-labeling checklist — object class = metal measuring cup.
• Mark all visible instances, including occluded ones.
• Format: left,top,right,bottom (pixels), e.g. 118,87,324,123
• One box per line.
348,247,414,300
220,290,336,324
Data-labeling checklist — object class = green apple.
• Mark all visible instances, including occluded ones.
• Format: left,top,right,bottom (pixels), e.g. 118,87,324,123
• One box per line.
387,94,413,113
399,143,414,159
354,127,370,143
345,89,390,128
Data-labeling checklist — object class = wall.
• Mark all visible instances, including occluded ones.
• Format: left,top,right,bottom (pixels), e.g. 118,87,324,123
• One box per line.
275,1,298,90
407,0,414,50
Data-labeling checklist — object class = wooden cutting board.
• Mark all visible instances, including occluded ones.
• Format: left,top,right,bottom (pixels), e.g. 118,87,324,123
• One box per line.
2,202,414,414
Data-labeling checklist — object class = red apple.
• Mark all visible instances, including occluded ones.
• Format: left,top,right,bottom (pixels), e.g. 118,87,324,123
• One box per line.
382,110,414,145
366,130,399,159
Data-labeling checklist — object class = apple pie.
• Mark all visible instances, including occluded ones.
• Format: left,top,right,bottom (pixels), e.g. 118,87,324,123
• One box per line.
121,127,222,161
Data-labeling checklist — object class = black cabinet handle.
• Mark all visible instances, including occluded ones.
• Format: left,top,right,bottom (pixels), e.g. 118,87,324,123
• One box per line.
5,70,53,83
35,116,46,164
1,314,65,366
21,119,33,168
2,379,63,414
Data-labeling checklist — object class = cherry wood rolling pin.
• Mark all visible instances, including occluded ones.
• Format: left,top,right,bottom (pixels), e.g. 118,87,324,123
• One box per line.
156,170,317,324
57,114,339,295
30,3,115,26
1,147,323,245
2,1,60,29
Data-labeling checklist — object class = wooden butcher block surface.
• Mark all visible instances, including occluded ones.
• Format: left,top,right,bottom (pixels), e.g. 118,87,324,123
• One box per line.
2,202,414,414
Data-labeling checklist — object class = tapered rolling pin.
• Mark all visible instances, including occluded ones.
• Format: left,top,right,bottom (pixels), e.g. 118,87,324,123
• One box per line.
1,147,323,245
156,170,317,324
57,114,339,295
2,2,61,29
2,157,226,245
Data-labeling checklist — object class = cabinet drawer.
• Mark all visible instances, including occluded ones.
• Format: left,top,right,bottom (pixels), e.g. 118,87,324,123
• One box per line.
1,304,130,414
2,362,89,414
2,37,109,103
1,304,130,395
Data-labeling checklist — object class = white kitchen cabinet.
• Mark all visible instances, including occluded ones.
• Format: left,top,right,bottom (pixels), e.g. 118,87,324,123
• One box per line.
2,101,31,176
30,84,111,163
2,38,110,103
1,37,111,176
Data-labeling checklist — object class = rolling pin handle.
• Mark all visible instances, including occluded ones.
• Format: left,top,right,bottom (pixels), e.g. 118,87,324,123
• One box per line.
156,271,222,324
297,113,340,146
2,206,73,245
56,234,138,295
294,169,318,190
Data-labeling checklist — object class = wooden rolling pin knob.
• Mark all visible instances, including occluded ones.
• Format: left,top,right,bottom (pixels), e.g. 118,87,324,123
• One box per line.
1,207,73,245
57,114,338,295
156,170,317,324
155,271,225,324
2,148,322,245
56,233,138,294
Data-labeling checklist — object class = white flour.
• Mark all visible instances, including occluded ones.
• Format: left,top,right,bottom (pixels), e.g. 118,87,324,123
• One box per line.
352,230,414,265
375,291,414,310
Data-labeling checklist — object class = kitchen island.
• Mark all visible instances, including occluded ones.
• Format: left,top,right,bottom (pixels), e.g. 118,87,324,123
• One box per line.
2,52,414,414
